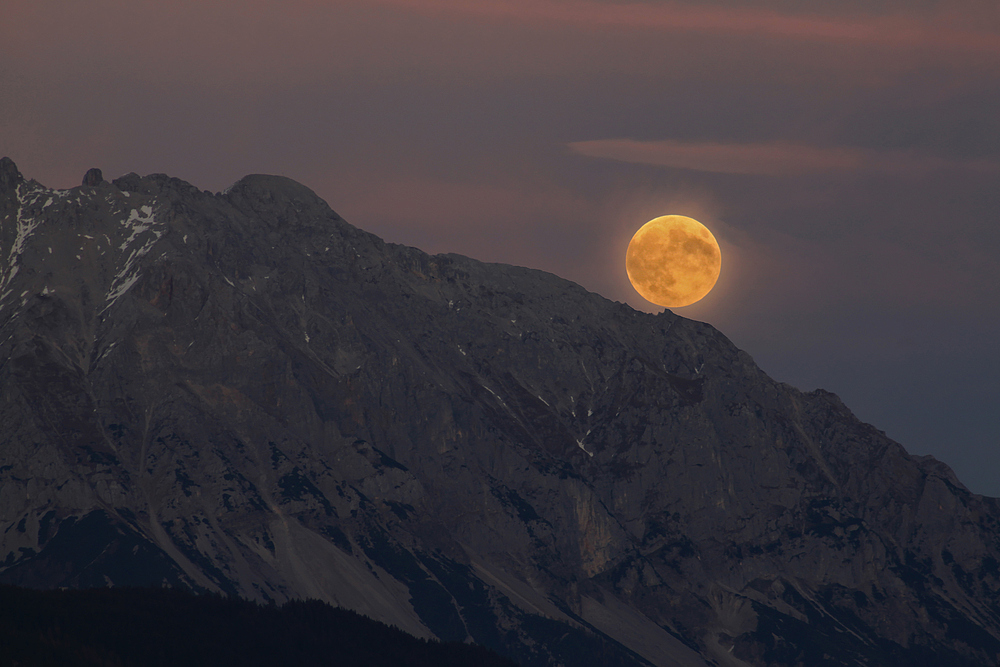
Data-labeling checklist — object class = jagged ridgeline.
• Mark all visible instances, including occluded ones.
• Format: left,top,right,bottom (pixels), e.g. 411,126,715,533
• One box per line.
1,157,999,667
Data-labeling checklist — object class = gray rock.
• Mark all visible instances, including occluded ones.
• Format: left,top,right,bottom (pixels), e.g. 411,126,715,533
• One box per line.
82,168,104,187
0,157,22,193
1,157,998,666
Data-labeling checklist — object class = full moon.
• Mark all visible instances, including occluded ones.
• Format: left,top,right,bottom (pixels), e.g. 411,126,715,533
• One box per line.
626,215,722,308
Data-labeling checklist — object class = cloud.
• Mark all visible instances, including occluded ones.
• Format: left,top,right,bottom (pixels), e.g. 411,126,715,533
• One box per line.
367,0,1000,54
5,0,995,100
567,139,1000,176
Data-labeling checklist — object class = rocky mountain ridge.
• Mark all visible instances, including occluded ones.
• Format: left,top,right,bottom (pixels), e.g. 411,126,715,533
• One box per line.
1,156,999,666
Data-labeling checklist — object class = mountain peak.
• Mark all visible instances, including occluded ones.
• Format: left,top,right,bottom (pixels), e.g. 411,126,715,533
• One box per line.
225,172,323,201
223,173,344,229
0,157,23,193
82,167,105,187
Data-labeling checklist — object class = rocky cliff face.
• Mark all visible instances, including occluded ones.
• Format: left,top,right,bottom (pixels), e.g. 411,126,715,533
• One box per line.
1,156,999,666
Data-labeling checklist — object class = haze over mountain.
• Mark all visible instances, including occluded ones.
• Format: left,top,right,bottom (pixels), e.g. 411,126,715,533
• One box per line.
1,157,998,666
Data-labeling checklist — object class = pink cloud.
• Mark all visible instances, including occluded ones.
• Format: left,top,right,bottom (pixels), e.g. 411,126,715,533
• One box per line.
4,0,995,96
567,139,1000,176
367,0,1000,54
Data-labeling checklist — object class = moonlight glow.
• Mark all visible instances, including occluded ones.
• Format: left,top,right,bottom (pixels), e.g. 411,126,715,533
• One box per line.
626,215,722,308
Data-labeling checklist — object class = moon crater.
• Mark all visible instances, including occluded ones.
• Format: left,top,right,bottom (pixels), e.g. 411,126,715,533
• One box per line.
626,215,722,308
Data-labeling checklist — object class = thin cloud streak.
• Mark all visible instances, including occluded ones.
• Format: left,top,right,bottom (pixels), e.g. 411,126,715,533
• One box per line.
369,0,1000,54
568,139,1000,176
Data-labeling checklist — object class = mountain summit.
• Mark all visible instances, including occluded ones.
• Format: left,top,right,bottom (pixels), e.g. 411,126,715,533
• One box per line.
1,159,998,666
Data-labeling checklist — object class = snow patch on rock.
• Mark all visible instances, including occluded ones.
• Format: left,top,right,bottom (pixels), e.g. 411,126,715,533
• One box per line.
104,204,165,309
1,183,48,292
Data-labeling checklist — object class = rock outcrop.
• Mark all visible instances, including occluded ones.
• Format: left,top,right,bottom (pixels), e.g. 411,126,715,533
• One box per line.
1,159,998,666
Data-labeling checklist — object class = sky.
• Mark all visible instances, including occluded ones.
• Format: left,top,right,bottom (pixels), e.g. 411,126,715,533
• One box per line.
3,0,999,495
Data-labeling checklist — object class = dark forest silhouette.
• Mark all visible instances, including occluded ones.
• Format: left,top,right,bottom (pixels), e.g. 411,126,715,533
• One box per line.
0,585,517,667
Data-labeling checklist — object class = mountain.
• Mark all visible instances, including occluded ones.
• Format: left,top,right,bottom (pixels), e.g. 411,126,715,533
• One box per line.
1,156,999,666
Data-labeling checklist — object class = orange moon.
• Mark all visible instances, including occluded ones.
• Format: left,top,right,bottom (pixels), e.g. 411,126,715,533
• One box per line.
626,215,722,308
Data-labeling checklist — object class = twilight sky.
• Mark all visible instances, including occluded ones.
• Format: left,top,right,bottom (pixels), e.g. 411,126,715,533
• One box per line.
4,0,999,495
